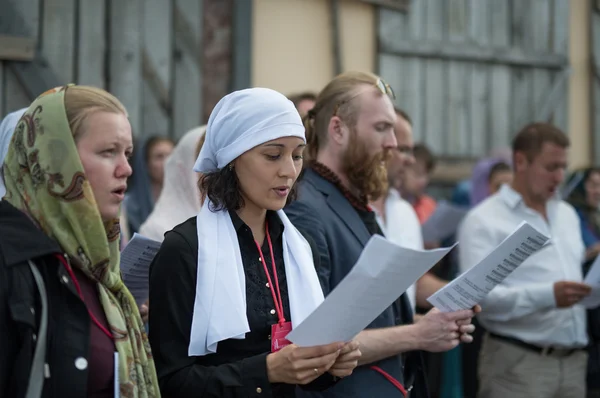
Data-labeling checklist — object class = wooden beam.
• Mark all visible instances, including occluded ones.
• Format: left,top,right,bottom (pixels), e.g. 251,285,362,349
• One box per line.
173,0,203,139
141,48,172,116
379,39,568,69
359,0,409,12
329,0,342,76
0,35,35,61
535,67,571,122
7,59,61,100
202,0,233,122
0,0,61,101
430,157,478,184
231,0,252,91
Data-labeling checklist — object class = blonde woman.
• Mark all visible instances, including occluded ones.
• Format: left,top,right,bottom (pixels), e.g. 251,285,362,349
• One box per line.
0,85,160,398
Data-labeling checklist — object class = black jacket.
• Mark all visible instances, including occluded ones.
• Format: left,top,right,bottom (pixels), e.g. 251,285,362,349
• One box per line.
148,213,335,398
0,201,95,397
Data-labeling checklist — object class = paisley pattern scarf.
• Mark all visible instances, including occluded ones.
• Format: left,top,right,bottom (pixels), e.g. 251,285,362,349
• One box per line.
2,86,160,397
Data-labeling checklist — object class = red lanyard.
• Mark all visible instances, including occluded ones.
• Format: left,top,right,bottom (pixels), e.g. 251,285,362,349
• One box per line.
254,222,286,326
371,366,408,397
54,254,114,340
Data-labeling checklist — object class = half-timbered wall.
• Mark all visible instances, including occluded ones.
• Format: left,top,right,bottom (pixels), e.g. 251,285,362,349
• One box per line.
378,0,570,161
0,0,225,141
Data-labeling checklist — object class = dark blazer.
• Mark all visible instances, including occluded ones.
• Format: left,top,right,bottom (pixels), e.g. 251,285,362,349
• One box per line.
285,169,428,398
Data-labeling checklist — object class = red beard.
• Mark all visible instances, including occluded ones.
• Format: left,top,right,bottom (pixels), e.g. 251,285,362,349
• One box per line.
341,129,390,201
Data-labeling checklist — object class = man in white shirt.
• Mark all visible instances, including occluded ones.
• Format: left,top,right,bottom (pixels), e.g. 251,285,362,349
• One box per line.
458,122,591,398
372,108,446,312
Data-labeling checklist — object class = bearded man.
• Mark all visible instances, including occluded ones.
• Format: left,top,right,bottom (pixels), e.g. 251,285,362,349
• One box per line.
285,71,478,398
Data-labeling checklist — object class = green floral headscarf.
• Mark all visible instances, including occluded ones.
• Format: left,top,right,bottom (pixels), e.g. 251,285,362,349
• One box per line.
3,86,160,397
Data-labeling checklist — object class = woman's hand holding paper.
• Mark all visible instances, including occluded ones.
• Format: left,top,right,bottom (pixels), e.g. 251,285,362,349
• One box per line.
266,342,343,385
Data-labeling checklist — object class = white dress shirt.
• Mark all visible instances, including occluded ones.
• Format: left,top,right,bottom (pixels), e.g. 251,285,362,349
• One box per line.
375,188,423,311
458,184,587,348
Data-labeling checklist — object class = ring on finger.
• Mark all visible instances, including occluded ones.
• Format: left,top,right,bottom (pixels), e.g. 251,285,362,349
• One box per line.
313,368,319,374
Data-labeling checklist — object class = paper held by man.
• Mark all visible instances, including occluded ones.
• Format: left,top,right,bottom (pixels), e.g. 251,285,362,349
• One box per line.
287,235,456,347
580,255,600,309
427,221,550,312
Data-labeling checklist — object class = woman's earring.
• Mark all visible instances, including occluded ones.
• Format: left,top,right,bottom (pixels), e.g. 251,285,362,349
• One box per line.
229,163,234,171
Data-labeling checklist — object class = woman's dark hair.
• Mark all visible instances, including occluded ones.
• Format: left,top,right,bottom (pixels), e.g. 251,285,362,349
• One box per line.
199,165,298,211
488,162,511,182
144,135,175,162
567,167,600,205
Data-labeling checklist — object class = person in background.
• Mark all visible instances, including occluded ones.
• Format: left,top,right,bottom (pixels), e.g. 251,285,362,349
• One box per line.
138,127,207,326
124,135,175,233
0,85,159,397
450,148,512,209
288,92,317,118
565,167,600,398
371,108,446,313
0,108,27,199
402,143,437,223
286,71,478,398
450,179,471,208
566,168,600,261
139,126,207,242
372,109,461,398
459,157,512,398
469,158,513,207
459,122,590,398
148,88,360,398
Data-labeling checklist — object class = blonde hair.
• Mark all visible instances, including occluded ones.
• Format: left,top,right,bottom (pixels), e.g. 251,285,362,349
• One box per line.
64,85,128,141
305,71,381,163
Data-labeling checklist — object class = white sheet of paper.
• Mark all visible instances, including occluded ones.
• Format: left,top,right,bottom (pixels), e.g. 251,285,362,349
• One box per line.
286,235,456,347
120,233,162,306
427,221,549,312
421,200,468,243
580,255,600,308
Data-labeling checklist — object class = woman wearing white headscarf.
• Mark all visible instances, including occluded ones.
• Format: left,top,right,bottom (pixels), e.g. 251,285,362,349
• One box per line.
139,125,206,241
148,88,360,397
0,108,27,198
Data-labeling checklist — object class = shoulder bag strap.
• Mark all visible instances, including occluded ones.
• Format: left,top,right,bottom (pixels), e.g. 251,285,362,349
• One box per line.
25,260,48,398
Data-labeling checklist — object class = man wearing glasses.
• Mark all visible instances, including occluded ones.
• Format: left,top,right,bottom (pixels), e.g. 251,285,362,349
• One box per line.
286,71,477,397
371,108,447,315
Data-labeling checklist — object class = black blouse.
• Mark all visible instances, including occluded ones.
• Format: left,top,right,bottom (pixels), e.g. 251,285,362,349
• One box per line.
148,210,334,398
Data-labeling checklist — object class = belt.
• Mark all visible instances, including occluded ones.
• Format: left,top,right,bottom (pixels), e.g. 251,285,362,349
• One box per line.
488,332,583,358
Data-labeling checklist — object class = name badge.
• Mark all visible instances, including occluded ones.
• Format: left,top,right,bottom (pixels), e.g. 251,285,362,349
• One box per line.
271,321,292,352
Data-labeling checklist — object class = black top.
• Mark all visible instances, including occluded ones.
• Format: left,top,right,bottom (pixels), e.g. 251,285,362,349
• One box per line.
148,210,334,398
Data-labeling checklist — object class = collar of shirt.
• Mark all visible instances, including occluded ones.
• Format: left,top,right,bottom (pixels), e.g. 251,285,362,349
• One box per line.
499,184,560,223
387,188,402,201
228,209,284,239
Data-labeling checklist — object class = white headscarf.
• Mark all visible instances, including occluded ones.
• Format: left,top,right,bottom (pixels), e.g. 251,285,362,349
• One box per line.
0,108,27,199
189,88,324,356
139,126,206,241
